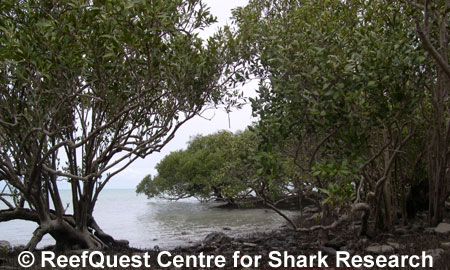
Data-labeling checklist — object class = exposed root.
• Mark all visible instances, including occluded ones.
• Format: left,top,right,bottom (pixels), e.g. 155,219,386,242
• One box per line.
25,226,49,251
0,211,122,252
89,218,117,246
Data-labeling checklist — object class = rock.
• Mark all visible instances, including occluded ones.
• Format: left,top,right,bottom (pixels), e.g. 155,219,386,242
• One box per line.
321,246,337,256
203,232,231,245
424,227,435,234
426,248,445,261
222,227,232,231
0,241,11,251
366,244,395,254
387,242,402,250
116,239,129,247
325,236,346,249
181,231,189,235
303,206,319,214
395,228,409,235
440,242,450,248
435,223,450,234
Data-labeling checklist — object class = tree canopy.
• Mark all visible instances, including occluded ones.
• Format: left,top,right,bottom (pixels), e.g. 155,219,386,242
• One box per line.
0,0,235,250
137,130,260,203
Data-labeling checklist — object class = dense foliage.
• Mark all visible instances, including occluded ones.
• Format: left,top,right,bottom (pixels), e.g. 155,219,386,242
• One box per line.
0,0,234,250
137,131,248,201
139,0,449,236
137,129,296,205
229,0,449,231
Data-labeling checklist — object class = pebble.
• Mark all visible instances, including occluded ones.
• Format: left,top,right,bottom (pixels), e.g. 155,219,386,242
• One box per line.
203,232,231,244
435,223,450,234
366,244,395,254
425,248,445,261
387,242,401,249
321,246,337,256
325,236,346,249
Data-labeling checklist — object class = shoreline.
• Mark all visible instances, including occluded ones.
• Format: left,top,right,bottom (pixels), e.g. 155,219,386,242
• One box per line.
2,210,450,269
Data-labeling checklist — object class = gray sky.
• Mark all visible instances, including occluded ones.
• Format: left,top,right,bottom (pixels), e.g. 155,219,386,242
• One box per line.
106,0,256,189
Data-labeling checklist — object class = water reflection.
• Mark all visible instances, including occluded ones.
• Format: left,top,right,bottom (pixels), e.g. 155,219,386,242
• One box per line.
0,190,291,249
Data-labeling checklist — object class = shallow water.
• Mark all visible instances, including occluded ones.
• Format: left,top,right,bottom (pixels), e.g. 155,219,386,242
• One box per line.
0,189,290,249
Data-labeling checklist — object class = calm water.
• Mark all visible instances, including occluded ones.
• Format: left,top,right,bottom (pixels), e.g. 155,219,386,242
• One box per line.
0,189,289,249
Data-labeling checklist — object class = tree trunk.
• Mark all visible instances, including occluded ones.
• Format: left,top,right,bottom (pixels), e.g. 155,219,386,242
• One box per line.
415,0,450,227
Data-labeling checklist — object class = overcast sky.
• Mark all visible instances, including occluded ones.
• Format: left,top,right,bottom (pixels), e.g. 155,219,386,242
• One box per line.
106,0,256,189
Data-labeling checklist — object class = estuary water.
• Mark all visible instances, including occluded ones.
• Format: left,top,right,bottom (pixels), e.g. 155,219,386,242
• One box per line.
0,189,288,249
